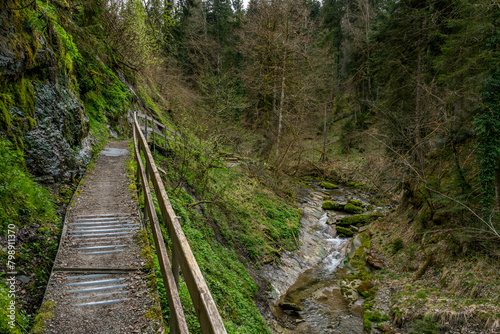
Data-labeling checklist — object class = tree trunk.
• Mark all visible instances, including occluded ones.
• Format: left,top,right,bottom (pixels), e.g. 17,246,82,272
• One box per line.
276,51,286,166
276,14,289,167
415,13,424,175
496,166,500,211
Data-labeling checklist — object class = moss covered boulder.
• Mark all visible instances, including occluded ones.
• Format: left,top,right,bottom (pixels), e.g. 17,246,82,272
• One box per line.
320,181,339,189
322,200,345,211
344,203,364,214
357,280,374,298
336,226,354,237
337,212,382,226
348,199,363,207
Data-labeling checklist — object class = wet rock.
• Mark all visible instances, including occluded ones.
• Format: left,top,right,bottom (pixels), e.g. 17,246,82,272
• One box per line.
366,249,386,270
336,226,354,237
24,83,91,183
0,37,27,75
347,199,363,207
338,212,383,227
350,299,365,317
278,301,303,312
322,200,345,210
17,275,32,284
326,216,337,225
344,203,364,214
320,181,339,189
357,280,374,297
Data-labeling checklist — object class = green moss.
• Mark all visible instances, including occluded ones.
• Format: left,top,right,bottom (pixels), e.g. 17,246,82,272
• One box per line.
27,116,37,129
366,310,389,323
337,212,382,226
320,181,339,189
32,300,56,334
336,226,354,237
344,203,364,214
0,94,14,130
363,312,372,330
322,200,344,210
408,315,441,334
348,199,363,207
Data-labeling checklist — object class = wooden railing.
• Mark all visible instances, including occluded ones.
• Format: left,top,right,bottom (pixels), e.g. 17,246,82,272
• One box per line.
133,112,227,334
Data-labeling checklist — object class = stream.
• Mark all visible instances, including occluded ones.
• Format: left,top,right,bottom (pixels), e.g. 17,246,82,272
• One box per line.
262,182,386,333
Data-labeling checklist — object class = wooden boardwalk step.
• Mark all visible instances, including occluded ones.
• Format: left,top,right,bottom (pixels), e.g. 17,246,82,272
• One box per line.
40,141,161,334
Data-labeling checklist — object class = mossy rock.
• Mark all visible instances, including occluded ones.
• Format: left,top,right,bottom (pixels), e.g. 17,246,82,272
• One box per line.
344,203,364,214
320,181,339,189
356,280,374,297
338,213,382,226
348,181,365,188
322,200,344,210
366,310,389,323
336,226,354,237
348,199,363,207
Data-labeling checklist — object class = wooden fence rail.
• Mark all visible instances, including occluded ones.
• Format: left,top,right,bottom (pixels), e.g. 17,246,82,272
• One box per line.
133,112,227,334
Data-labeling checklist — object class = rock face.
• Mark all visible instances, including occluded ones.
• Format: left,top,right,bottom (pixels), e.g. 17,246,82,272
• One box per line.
24,83,91,183
1,3,92,183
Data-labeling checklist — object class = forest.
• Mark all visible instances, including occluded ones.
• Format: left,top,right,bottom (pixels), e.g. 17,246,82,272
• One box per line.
0,0,499,333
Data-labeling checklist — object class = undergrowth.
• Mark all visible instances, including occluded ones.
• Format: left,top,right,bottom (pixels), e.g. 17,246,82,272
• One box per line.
0,140,56,232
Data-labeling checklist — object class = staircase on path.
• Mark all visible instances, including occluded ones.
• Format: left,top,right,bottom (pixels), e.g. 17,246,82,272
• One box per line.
40,141,161,334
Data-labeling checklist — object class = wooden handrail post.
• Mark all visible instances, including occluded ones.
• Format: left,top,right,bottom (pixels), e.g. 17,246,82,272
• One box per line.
153,117,156,155
165,126,169,150
172,216,181,288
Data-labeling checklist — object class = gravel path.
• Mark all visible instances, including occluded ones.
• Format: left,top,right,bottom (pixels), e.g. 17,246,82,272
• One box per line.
40,141,161,334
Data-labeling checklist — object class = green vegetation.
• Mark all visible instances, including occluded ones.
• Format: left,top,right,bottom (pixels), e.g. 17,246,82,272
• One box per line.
0,140,56,232
156,149,301,262
320,181,338,189
336,226,354,237
391,237,404,254
145,183,271,333
343,203,364,214
322,200,344,211
347,199,363,207
31,301,55,334
0,281,29,334
408,315,441,334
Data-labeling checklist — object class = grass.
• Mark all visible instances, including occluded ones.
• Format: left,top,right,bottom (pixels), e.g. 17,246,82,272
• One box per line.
0,281,29,334
367,213,500,332
139,131,304,332
147,184,271,333
0,140,56,233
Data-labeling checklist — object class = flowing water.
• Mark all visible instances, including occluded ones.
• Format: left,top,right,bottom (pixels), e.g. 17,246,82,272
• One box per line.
262,183,384,333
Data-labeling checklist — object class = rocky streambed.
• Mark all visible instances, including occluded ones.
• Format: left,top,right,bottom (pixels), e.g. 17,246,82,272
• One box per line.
262,182,389,333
